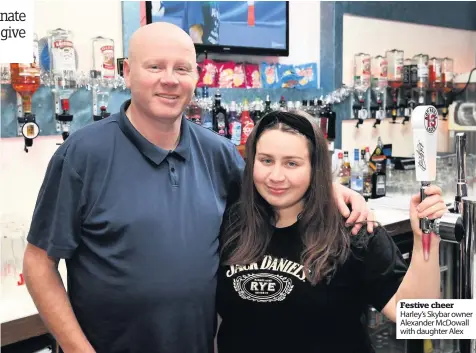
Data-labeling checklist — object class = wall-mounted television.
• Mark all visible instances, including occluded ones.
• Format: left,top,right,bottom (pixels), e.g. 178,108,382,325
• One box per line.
145,1,289,56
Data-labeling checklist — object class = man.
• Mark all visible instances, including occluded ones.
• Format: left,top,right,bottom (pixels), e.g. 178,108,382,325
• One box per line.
183,1,220,45
23,22,373,353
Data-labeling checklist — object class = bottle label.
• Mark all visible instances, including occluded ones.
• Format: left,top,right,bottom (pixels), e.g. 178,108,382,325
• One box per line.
241,120,254,145
351,176,363,192
52,40,76,71
217,112,226,136
100,45,115,79
18,63,40,78
376,175,386,195
229,121,242,145
418,64,429,78
339,177,350,188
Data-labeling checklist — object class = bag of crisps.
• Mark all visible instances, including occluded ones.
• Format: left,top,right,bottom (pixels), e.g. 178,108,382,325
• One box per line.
232,63,246,88
245,64,261,88
260,62,279,88
197,59,218,88
278,64,300,89
295,63,318,90
217,61,235,88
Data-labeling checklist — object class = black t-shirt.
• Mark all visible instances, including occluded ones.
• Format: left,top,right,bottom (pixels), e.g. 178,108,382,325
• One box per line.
216,216,408,353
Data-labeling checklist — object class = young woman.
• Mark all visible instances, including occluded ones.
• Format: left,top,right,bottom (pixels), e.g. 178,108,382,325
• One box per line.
216,110,446,353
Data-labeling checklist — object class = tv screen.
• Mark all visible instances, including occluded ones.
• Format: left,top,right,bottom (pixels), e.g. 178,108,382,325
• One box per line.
145,1,289,56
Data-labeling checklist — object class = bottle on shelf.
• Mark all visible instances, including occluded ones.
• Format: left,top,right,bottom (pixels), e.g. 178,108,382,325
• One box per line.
263,95,273,116
337,152,351,188
228,101,241,146
186,89,202,125
212,89,227,137
252,98,263,124
240,99,254,145
351,148,363,195
279,96,286,111
371,163,386,199
361,147,372,200
200,86,213,129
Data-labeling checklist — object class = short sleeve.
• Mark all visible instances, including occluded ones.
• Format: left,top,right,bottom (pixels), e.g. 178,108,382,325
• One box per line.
26,152,85,259
361,227,408,311
226,143,244,206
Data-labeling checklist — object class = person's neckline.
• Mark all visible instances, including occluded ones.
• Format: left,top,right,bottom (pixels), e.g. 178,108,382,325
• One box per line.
273,220,299,232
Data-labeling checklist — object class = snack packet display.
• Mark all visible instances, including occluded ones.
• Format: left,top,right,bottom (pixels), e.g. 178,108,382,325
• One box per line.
278,64,300,89
295,63,318,89
260,62,279,88
232,63,246,88
197,59,218,88
217,61,235,88
245,64,261,88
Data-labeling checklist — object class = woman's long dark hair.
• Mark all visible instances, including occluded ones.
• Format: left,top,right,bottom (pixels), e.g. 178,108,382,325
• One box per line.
221,110,352,285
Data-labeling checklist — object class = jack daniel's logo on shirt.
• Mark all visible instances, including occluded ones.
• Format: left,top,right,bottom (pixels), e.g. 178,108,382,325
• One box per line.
226,255,306,303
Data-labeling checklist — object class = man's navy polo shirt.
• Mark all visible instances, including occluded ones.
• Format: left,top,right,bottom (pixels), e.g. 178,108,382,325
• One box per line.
27,99,244,353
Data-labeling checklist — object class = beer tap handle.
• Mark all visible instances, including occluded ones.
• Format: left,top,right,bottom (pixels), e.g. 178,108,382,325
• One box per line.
455,133,467,214
411,105,439,260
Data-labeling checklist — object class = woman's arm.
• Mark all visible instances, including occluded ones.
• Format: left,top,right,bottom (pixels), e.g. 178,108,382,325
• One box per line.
381,185,447,321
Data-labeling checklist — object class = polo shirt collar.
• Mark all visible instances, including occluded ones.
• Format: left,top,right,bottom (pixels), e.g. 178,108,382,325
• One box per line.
117,99,191,166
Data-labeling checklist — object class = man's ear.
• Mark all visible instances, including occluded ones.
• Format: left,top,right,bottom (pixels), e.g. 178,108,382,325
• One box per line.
123,59,131,88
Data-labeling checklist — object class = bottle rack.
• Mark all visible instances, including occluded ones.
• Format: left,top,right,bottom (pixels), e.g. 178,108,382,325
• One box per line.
0,85,323,139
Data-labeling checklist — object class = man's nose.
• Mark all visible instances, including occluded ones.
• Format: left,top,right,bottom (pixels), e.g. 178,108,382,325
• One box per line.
159,70,179,85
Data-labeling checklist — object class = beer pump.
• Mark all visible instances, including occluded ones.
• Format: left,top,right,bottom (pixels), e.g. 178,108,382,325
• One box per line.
412,107,475,353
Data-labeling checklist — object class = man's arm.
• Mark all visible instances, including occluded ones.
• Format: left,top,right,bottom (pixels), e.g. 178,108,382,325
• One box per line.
24,149,92,352
23,245,95,353
332,182,375,235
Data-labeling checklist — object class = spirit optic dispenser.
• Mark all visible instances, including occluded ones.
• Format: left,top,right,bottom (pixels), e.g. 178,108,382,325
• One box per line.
10,33,41,152
48,28,77,141
91,36,115,121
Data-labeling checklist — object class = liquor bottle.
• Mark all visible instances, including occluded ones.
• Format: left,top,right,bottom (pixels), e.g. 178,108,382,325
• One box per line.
279,96,286,111
252,98,263,124
327,105,336,141
212,90,227,137
228,101,241,145
337,152,350,188
371,163,386,199
361,148,372,200
200,86,213,129
413,53,429,104
240,99,254,145
319,104,328,138
49,28,77,98
92,36,116,80
0,64,10,84
10,33,41,148
263,95,272,115
10,33,41,117
350,149,363,194
353,53,371,94
187,90,202,125
48,28,77,140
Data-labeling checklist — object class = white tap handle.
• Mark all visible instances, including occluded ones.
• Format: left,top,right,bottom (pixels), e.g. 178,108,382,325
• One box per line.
411,105,439,182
